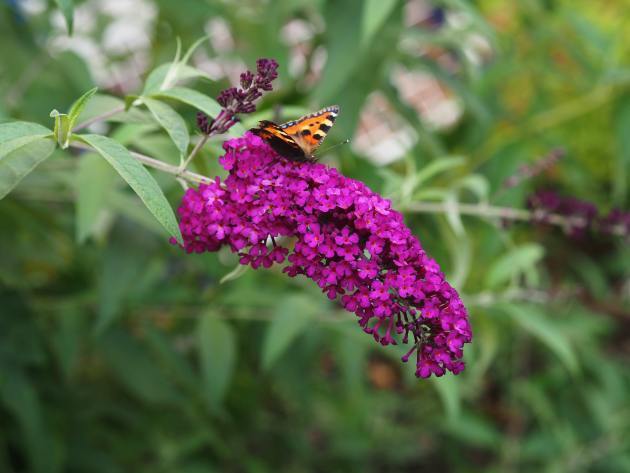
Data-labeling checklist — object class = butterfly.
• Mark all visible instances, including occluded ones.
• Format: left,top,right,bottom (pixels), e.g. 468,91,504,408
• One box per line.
250,105,339,162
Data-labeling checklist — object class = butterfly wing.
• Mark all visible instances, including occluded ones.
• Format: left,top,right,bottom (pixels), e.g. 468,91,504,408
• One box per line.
250,120,307,161
279,105,339,158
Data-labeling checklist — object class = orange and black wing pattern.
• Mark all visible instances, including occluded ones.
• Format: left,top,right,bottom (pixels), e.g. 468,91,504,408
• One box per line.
250,120,306,161
250,105,339,162
279,105,339,158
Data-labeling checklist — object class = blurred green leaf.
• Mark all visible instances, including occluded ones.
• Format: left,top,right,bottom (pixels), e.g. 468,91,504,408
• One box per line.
443,192,466,236
77,134,183,244
151,87,222,119
95,225,150,332
143,63,209,95
414,156,466,190
498,303,579,374
198,313,236,408
613,93,630,202
54,0,74,35
0,136,56,199
336,330,368,393
486,244,544,288
456,174,490,202
99,330,178,404
431,372,461,420
262,295,318,371
0,121,52,158
75,153,116,243
443,412,502,448
361,0,398,46
220,264,249,284
314,0,362,102
0,367,59,473
51,309,85,380
144,325,198,392
142,97,190,157
108,190,167,235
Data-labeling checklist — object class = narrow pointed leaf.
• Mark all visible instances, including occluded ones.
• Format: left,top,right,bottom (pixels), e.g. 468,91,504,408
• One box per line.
151,87,222,119
198,313,236,408
362,0,398,46
143,97,189,156
77,134,183,244
54,0,74,34
486,244,544,288
262,295,317,370
142,63,209,95
68,87,98,130
75,153,116,243
498,303,579,374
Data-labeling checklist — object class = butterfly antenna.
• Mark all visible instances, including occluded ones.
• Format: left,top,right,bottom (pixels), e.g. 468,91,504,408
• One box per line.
318,139,350,155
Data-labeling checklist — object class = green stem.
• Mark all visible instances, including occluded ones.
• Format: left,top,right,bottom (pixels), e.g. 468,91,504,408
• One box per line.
70,142,211,185
405,201,626,237
179,134,209,171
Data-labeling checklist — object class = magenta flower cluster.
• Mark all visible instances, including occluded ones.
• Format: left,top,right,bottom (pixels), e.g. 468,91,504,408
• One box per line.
174,133,472,378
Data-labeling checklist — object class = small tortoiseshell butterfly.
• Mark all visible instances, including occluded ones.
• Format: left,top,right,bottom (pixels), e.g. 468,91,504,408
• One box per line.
250,105,339,162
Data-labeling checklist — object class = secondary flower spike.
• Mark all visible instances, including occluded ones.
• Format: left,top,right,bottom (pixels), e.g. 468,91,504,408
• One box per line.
174,133,472,378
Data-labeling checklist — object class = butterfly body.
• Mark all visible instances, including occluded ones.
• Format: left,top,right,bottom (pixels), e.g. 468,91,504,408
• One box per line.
250,105,339,162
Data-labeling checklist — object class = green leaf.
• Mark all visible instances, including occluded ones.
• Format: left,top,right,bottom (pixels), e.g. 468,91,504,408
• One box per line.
108,190,166,235
77,134,183,244
431,374,461,420
67,87,98,131
142,63,209,95
498,303,579,374
0,367,58,473
181,36,208,65
456,174,489,202
99,330,178,404
613,93,630,203
220,264,249,284
443,192,465,236
198,313,236,408
485,243,544,288
49,109,71,148
151,87,222,119
142,97,190,157
0,121,52,158
0,137,56,200
361,0,398,46
75,153,116,243
313,0,362,103
55,0,74,34
262,295,317,370
414,156,466,189
96,226,150,332
51,309,85,380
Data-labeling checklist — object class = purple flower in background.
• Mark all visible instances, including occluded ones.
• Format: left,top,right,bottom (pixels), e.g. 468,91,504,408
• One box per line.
526,189,630,239
197,58,279,135
173,132,472,378
599,208,630,238
527,189,598,237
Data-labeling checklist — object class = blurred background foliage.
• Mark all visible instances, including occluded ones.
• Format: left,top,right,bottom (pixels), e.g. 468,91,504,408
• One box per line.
1,0,630,472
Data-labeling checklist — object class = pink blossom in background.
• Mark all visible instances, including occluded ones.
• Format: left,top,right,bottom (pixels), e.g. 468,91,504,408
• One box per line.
173,132,472,378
